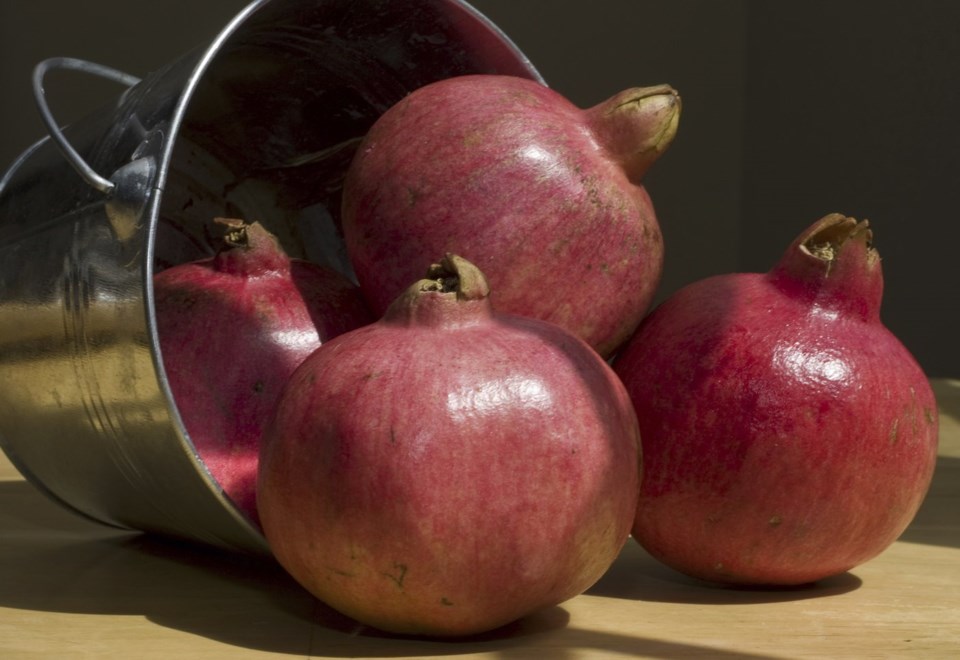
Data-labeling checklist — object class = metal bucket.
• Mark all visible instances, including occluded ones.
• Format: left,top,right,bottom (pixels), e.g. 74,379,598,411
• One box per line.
0,0,542,554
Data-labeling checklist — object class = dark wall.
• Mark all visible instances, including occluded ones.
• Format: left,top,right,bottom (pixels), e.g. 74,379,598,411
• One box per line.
475,0,959,377
471,0,748,309
0,2,246,148
1,1,955,376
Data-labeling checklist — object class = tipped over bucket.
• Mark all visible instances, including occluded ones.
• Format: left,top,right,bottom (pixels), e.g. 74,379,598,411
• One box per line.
0,0,542,554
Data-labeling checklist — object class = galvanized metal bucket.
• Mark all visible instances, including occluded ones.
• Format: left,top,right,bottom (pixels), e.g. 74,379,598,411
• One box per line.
0,0,541,554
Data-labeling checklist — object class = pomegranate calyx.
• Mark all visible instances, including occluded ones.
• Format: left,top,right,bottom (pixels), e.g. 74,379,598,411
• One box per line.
424,254,491,301
384,254,493,327
211,217,291,276
800,213,876,268
769,213,884,322
587,84,681,183
215,217,252,249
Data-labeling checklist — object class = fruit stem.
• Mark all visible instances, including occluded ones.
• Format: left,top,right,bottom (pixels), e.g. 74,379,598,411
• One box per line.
383,254,493,327
767,213,883,322
585,84,681,183
212,217,291,276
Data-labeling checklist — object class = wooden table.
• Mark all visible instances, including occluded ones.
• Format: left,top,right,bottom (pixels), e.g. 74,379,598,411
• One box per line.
2,381,958,659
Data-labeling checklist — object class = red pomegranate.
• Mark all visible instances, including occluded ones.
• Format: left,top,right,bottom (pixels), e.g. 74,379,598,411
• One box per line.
257,255,641,636
340,74,680,357
153,218,372,525
613,214,938,585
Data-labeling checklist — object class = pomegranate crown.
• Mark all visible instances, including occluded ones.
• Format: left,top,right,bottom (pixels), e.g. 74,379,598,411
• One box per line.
211,217,291,275
384,254,493,327
422,254,490,301
769,213,883,322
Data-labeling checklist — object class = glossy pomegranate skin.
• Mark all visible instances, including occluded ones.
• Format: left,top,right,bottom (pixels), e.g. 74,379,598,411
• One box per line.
257,256,641,636
341,74,680,357
153,221,372,525
613,214,938,585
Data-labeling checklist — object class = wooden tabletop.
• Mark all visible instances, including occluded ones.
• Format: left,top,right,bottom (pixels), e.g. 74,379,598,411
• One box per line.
2,380,958,659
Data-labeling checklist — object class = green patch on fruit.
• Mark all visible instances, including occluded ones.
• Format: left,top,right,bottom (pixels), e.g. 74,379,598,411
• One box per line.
382,562,408,590
462,131,483,149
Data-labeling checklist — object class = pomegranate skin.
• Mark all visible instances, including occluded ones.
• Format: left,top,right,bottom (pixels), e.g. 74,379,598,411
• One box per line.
341,74,680,357
258,255,641,636
154,220,373,525
613,214,938,586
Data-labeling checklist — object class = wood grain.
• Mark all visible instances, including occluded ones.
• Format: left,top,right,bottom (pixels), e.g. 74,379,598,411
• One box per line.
1,380,957,659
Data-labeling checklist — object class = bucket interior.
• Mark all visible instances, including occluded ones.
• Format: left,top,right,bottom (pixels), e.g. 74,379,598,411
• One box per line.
144,0,542,535
154,0,541,279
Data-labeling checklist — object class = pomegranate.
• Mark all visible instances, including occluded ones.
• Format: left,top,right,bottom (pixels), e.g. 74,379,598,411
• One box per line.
257,254,641,636
340,74,680,357
613,213,938,585
153,218,372,525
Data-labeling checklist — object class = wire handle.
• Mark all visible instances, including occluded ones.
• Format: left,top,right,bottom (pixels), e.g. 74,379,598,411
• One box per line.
32,57,141,194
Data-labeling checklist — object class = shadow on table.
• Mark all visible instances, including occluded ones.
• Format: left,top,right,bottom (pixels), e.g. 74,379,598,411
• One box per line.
0,479,788,659
587,541,863,605
588,452,960,604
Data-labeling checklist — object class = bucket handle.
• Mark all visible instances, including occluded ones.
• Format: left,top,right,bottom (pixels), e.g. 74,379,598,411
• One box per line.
32,57,141,195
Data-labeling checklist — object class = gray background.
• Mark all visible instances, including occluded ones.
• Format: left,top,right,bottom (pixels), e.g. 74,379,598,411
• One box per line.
1,1,957,376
